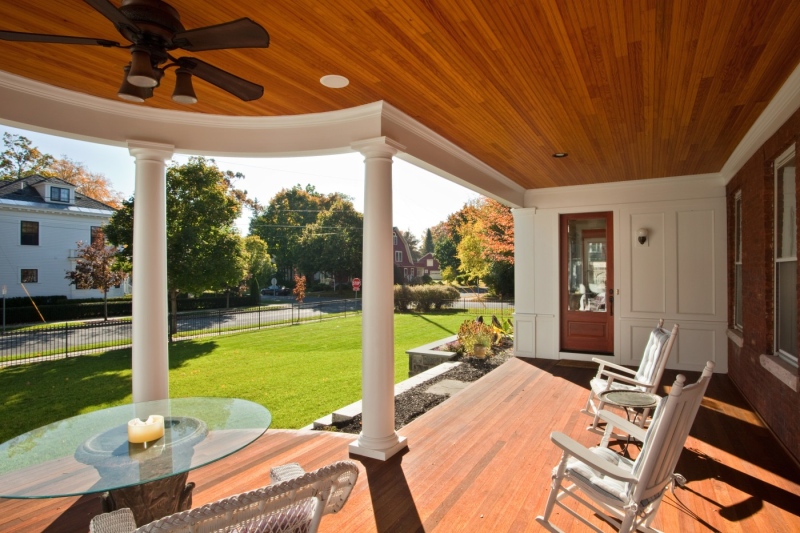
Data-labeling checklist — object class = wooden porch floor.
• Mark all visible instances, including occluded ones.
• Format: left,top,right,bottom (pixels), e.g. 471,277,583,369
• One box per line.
2,357,799,532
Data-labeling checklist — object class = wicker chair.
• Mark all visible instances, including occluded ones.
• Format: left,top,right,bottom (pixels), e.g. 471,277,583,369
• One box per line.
90,461,359,533
581,320,678,433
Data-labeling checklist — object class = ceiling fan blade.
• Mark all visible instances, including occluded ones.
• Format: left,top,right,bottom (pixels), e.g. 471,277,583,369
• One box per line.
83,0,140,36
0,30,120,47
176,57,264,101
173,18,269,52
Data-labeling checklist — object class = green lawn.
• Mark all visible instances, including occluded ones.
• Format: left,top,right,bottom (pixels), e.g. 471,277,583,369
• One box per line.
0,312,467,443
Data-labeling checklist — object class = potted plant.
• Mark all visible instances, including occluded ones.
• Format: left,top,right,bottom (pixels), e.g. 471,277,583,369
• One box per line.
457,319,494,359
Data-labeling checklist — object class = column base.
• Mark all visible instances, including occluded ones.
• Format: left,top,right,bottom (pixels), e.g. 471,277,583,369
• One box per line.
349,435,408,461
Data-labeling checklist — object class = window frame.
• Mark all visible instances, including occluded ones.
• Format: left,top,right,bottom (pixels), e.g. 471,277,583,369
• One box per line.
774,145,797,367
393,233,397,245
50,186,70,203
20,221,39,246
91,226,104,246
20,269,38,284
734,191,743,331
395,251,402,262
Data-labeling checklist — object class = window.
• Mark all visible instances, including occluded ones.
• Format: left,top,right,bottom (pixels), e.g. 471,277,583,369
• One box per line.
20,221,39,245
393,233,398,245
395,251,402,262
50,186,70,202
427,259,433,267
21,269,38,283
775,147,797,365
91,226,104,246
734,192,743,330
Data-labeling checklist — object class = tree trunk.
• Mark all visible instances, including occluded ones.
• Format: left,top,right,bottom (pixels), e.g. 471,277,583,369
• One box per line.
169,289,178,342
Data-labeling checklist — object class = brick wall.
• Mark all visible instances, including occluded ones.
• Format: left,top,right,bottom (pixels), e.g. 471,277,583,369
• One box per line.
726,108,800,462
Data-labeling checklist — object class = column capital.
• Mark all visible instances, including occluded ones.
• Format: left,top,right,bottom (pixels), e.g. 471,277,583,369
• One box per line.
127,140,175,162
351,137,405,159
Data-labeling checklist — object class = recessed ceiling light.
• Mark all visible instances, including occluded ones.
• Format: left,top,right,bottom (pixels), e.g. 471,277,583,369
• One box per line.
320,75,349,88
552,153,568,158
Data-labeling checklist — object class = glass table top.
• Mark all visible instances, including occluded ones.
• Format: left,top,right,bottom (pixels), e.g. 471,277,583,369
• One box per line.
0,397,271,499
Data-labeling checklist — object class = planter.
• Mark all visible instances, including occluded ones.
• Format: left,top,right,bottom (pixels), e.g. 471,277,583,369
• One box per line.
472,345,488,359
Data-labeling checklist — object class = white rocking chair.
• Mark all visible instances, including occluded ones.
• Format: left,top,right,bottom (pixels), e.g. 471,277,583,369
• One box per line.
536,361,714,533
89,461,359,533
582,320,678,433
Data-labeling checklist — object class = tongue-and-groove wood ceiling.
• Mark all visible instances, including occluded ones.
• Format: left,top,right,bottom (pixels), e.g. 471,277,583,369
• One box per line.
1,1,799,189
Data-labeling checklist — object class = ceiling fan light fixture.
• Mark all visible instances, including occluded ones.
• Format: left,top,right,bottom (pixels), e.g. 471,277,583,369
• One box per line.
118,65,150,103
172,68,198,104
128,48,158,88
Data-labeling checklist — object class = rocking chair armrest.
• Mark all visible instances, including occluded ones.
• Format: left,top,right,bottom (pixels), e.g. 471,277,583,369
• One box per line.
598,370,651,389
592,359,638,377
550,432,637,483
597,410,647,442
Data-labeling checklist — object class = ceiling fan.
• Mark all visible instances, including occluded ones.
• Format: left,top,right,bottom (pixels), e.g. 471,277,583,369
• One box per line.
0,0,269,104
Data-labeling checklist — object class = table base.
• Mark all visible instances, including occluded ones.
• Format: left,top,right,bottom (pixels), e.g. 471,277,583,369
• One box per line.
101,472,194,526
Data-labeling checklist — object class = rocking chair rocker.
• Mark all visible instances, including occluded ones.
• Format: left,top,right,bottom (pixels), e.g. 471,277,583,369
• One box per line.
536,361,714,533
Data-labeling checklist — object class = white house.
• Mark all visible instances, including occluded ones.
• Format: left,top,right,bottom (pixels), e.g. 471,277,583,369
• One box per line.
0,175,127,300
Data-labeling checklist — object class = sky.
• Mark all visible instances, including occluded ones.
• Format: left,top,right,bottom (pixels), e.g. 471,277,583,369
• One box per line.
2,125,479,240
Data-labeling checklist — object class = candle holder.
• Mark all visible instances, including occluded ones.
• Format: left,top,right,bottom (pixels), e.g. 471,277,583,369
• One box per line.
127,415,165,444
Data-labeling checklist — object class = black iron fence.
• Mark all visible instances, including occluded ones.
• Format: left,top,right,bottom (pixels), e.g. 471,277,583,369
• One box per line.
0,297,512,367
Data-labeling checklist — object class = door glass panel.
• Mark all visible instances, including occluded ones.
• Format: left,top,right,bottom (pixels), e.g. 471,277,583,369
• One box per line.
566,218,607,312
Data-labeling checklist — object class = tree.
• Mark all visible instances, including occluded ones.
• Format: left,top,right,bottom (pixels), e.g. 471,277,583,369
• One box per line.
105,157,249,335
296,198,363,283
65,238,126,320
457,224,490,286
1,133,54,181
242,235,276,292
249,185,342,280
47,156,123,208
422,228,434,254
293,274,306,303
473,198,514,264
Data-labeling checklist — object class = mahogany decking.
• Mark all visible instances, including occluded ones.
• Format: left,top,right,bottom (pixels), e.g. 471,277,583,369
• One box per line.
1,357,799,532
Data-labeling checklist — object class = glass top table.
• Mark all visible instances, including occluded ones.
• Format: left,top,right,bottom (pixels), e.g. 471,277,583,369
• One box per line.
0,397,271,499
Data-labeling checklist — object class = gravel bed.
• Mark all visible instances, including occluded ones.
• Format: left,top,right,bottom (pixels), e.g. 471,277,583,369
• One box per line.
328,342,513,434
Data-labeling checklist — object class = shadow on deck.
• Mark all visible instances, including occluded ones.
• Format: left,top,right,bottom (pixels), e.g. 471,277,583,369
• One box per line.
2,358,798,532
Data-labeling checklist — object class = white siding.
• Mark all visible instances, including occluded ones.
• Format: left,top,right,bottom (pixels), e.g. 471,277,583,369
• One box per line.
515,174,728,372
0,206,126,299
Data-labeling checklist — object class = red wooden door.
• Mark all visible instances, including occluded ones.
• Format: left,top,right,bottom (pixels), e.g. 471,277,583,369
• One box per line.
559,212,614,354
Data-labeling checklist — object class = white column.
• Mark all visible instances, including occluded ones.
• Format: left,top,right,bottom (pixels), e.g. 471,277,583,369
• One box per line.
349,137,408,461
513,208,538,358
128,141,174,403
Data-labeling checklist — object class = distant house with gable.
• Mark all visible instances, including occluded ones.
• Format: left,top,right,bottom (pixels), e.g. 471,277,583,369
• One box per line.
0,174,128,299
392,227,441,281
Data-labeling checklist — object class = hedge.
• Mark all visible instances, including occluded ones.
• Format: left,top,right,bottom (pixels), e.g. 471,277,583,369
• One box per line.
394,284,461,312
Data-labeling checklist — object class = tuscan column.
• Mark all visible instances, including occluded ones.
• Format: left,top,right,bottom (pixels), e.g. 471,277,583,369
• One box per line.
128,141,174,402
349,137,408,461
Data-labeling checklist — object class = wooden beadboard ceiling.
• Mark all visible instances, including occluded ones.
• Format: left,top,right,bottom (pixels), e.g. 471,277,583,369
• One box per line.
1,1,800,189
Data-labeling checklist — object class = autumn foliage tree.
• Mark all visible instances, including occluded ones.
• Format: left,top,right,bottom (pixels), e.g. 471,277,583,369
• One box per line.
47,156,123,208
293,274,307,303
65,238,126,320
1,133,54,181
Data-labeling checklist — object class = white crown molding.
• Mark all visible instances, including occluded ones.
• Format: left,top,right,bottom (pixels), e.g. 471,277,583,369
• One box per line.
525,173,725,209
381,102,524,195
721,61,800,184
0,71,384,130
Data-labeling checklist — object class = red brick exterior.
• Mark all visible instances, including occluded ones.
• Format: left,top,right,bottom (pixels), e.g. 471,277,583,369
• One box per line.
726,108,800,462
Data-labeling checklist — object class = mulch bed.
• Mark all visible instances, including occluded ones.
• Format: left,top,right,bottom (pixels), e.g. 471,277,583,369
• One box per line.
328,341,514,434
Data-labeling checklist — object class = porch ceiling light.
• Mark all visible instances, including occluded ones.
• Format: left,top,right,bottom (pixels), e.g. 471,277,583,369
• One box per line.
118,65,152,103
128,49,159,88
320,74,349,88
552,153,568,158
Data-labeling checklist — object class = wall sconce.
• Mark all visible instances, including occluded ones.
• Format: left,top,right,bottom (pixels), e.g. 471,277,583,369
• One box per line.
637,228,649,246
